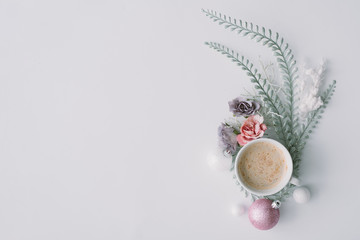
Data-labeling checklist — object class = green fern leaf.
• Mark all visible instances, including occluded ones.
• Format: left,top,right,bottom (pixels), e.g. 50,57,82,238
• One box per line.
202,9,300,148
292,80,337,175
205,41,289,146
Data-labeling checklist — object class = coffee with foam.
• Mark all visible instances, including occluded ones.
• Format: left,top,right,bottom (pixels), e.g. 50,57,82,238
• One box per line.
238,141,287,190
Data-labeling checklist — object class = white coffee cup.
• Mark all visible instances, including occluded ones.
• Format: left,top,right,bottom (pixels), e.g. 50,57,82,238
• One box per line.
234,138,299,196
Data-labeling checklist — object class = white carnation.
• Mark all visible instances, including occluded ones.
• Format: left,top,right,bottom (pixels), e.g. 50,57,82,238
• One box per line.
299,60,326,117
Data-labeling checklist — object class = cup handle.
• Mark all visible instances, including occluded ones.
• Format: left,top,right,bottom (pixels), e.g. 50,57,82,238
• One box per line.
289,177,301,186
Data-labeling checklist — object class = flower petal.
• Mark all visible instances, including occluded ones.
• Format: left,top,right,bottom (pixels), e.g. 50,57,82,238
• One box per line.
252,101,261,111
237,134,249,146
254,122,260,134
257,130,265,138
252,114,264,123
246,115,255,122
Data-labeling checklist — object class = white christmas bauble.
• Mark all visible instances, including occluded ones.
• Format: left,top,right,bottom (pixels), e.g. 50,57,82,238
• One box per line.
230,204,246,217
207,150,232,171
293,187,311,204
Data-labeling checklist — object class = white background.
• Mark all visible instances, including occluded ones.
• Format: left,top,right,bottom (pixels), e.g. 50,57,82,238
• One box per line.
0,0,359,239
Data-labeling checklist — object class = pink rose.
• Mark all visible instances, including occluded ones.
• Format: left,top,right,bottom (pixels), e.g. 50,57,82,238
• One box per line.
237,115,267,146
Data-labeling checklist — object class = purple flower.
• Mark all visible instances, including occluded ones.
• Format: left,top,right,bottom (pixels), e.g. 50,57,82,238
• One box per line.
228,97,260,117
218,123,238,154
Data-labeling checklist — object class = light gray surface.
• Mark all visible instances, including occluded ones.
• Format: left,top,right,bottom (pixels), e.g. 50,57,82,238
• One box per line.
0,0,359,239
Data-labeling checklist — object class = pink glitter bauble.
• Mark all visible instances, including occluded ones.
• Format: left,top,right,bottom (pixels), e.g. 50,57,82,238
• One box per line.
248,199,280,230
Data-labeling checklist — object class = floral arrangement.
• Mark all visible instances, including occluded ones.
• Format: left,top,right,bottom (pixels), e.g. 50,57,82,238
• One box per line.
219,98,265,151
203,9,336,229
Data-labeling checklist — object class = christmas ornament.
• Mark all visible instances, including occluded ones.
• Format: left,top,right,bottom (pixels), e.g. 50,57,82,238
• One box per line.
248,199,280,230
293,187,311,204
207,150,232,171
230,204,246,217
